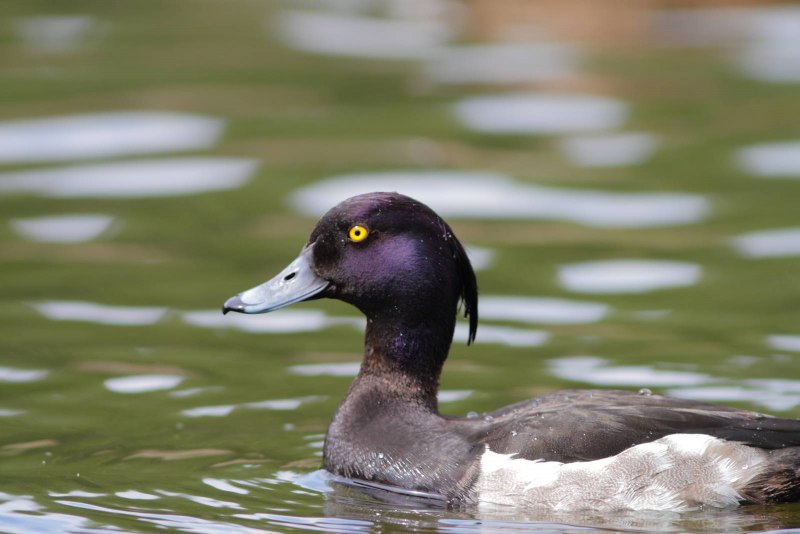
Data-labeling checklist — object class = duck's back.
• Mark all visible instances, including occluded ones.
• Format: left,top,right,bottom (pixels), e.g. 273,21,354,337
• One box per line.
473,389,800,460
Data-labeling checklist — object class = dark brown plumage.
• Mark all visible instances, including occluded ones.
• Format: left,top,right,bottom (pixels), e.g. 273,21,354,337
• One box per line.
224,192,800,507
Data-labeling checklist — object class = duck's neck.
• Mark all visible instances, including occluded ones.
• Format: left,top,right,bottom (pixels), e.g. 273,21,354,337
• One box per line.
322,304,458,483
355,313,454,413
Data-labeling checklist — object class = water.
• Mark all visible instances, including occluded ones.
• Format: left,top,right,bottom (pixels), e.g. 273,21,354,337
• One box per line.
12,15,103,54
0,112,224,164
291,171,709,227
274,10,453,60
557,260,702,294
733,227,800,258
557,132,660,168
452,93,629,135
0,158,257,198
11,214,116,243
2,0,800,532
736,141,800,178
423,43,581,86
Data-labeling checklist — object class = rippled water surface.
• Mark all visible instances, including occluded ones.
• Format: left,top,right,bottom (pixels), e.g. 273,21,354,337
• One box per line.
2,1,800,532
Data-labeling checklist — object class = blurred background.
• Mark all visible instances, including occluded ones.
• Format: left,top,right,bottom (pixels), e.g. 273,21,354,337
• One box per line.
2,0,800,532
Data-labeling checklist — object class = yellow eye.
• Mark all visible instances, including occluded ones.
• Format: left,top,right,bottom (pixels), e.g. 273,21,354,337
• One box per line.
348,225,369,243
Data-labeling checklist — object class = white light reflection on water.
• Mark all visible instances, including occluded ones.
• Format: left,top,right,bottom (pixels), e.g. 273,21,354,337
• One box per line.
234,511,373,532
272,468,333,493
549,356,800,411
668,384,800,412
767,335,800,352
33,301,168,326
465,245,494,271
737,7,800,83
48,491,106,498
291,171,708,228
11,214,115,243
438,390,472,403
558,259,702,294
104,375,185,394
157,489,245,510
0,158,257,198
245,396,327,411
736,141,800,178
0,409,23,417
181,396,326,418
170,386,225,398
115,490,160,500
558,132,660,168
454,324,549,348
548,356,712,387
0,112,224,164
424,43,579,85
203,478,250,495
274,10,452,60
13,16,102,55
480,296,609,325
740,42,800,84
1,493,120,534
654,6,800,83
56,500,277,533
732,227,800,258
180,405,237,418
184,309,363,334
453,93,628,135
0,366,48,383
289,362,362,377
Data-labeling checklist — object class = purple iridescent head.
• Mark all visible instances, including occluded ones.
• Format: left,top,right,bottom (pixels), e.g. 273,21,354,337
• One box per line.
224,192,478,344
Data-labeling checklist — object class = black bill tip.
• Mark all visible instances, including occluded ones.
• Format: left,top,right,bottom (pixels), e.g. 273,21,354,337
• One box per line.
222,295,245,315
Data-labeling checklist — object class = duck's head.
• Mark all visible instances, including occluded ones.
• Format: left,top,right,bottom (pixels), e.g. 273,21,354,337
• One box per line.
223,192,478,345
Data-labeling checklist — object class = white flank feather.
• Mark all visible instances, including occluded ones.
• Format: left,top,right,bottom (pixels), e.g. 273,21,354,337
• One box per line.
476,433,767,512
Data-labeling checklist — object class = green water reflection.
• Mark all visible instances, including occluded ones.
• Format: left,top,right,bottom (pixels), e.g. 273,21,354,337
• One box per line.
2,0,800,532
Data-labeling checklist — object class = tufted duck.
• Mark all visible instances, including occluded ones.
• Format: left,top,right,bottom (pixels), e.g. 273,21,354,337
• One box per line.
224,192,800,511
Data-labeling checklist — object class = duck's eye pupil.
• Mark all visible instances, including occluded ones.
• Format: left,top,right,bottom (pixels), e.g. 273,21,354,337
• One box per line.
348,225,369,242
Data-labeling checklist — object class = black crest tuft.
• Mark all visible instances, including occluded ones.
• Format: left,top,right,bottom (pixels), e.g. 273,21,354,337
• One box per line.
441,219,478,345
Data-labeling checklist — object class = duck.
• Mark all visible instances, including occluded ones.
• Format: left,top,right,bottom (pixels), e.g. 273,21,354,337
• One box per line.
223,192,800,512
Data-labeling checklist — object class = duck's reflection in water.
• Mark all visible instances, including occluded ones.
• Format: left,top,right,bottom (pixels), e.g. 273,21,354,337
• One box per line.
321,476,795,533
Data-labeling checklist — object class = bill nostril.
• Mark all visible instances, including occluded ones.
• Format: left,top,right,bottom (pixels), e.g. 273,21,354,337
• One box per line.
284,272,297,281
